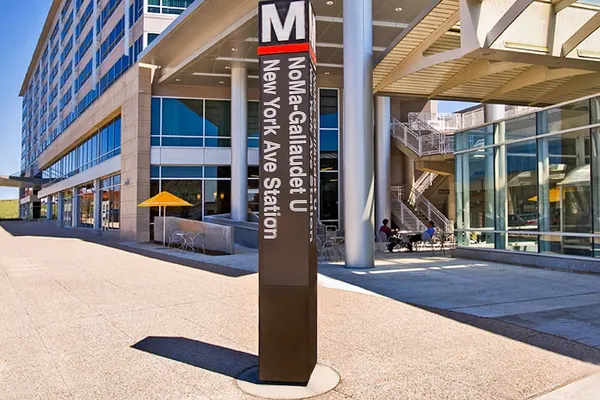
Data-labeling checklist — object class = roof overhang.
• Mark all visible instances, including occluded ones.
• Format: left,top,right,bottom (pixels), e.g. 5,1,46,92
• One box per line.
374,0,600,106
0,175,43,189
138,0,425,88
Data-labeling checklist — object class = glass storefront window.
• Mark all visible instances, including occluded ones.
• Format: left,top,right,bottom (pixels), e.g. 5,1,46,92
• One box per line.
101,174,120,230
248,166,259,212
78,182,94,228
63,190,73,227
205,100,231,147
204,180,231,217
505,113,536,141
541,99,590,134
505,140,538,233
162,98,204,136
161,180,203,219
248,101,260,148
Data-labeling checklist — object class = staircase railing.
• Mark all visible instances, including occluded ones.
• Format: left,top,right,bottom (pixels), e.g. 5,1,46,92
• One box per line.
408,186,452,233
411,171,437,200
391,117,455,157
390,186,426,232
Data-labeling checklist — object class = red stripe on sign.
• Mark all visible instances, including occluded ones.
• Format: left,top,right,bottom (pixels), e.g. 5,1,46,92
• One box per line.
258,43,317,64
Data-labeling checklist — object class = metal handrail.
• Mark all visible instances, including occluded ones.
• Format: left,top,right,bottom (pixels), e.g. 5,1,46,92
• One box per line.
391,117,454,157
408,186,452,233
408,112,462,133
390,187,426,232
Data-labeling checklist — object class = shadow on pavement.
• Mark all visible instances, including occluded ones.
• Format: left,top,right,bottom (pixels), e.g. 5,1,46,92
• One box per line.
0,220,253,278
132,336,257,380
318,258,600,366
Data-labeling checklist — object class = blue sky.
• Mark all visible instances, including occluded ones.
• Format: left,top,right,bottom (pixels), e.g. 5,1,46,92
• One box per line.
0,0,50,200
438,100,478,114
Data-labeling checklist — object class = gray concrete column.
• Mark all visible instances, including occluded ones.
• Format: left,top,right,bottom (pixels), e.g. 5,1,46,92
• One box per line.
94,179,102,231
375,96,391,228
448,178,456,223
72,188,79,228
46,195,53,220
343,0,374,269
231,65,248,222
403,155,415,201
57,192,64,227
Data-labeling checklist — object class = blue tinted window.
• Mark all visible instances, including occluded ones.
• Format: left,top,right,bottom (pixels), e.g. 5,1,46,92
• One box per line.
161,137,204,147
204,166,232,179
205,100,231,137
161,166,203,179
150,165,160,178
205,138,231,147
162,98,204,136
151,97,161,136
319,89,338,129
320,130,338,152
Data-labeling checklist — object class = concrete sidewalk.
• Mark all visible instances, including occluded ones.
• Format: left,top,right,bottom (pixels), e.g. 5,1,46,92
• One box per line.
2,220,600,399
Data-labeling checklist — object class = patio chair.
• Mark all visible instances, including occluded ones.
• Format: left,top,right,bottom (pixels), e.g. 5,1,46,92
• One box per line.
168,230,184,248
191,232,207,254
376,231,389,252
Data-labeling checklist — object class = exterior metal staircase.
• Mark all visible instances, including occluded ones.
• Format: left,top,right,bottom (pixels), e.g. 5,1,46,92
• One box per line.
391,186,426,232
390,115,455,157
390,114,456,233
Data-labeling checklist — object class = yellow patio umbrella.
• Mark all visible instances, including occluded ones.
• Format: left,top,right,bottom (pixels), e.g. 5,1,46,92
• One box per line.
529,187,561,203
138,191,192,246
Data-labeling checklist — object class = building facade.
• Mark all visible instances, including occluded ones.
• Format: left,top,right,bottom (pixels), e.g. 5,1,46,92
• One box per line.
456,95,600,258
12,0,600,267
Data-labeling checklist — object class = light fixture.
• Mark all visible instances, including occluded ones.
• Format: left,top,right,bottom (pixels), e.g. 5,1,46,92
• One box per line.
231,47,238,52
219,193,225,200
225,66,231,70
324,71,330,75
395,7,402,11
175,78,181,82
326,0,333,5
213,192,217,198
196,193,202,200
219,80,225,84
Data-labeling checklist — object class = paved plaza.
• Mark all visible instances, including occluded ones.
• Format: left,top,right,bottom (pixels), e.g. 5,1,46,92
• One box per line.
3,221,600,399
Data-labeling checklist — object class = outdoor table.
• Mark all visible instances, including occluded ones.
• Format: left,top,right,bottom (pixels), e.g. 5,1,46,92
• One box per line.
175,232,196,252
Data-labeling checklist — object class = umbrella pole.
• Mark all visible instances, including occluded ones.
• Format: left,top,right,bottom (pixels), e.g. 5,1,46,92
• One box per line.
163,206,166,247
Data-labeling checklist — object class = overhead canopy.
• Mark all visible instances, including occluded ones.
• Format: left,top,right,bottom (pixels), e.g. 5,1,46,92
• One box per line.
374,0,600,106
0,175,43,189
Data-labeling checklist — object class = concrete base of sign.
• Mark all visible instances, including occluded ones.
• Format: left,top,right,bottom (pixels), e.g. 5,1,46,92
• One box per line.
235,364,340,399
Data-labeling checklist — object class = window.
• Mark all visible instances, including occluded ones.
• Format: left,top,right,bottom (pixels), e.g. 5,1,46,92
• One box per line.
128,35,144,63
76,2,93,37
147,0,195,14
98,17,125,65
60,63,73,88
61,35,74,65
61,11,74,42
75,60,93,93
148,33,160,44
75,29,93,66
318,88,340,226
97,0,123,33
59,87,72,110
42,117,121,181
101,174,121,230
77,182,95,228
98,54,130,94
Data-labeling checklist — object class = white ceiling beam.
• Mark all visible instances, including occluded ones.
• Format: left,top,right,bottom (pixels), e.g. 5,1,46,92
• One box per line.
315,16,409,29
374,10,461,93
529,72,600,105
552,0,577,13
430,59,526,98
561,12,600,56
485,0,535,48
482,66,595,101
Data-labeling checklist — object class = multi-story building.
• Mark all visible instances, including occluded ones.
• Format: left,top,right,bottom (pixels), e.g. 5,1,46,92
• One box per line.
16,0,195,226
7,0,600,269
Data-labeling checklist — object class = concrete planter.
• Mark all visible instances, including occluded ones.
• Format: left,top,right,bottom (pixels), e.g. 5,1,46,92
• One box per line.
154,217,235,255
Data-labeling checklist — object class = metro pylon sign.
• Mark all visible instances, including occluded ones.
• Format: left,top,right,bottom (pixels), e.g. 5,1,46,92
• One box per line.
258,0,318,384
